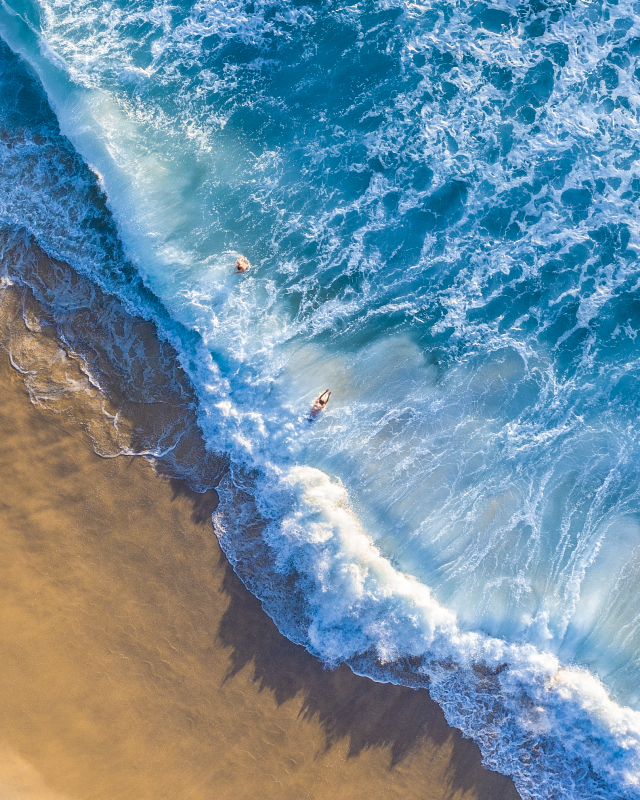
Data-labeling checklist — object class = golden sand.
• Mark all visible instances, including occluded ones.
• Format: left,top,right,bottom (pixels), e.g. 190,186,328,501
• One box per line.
0,343,520,800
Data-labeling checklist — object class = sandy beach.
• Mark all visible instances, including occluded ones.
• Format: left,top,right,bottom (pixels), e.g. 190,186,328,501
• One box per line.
0,325,520,799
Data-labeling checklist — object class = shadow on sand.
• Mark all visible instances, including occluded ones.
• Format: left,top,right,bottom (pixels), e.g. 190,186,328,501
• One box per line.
169,479,520,800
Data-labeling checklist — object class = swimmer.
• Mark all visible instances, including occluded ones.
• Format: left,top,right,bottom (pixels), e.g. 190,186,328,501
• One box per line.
235,256,251,273
310,389,331,419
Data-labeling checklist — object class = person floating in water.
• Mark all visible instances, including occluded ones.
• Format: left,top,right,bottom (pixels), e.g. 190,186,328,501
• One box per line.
310,389,331,419
235,256,250,273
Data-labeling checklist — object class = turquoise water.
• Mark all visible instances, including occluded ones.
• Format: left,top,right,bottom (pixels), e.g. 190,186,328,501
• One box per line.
2,0,640,795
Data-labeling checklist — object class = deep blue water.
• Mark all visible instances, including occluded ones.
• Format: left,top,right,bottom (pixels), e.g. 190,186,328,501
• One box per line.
2,0,640,795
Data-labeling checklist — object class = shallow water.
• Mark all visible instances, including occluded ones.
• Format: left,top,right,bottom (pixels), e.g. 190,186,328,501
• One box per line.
1,0,640,795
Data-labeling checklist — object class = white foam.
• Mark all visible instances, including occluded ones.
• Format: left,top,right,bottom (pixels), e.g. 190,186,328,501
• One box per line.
215,461,640,798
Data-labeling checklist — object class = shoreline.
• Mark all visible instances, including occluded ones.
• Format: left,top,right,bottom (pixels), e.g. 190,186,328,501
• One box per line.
0,318,520,799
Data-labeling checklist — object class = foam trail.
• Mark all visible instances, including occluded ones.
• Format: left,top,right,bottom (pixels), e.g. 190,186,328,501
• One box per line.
214,463,640,799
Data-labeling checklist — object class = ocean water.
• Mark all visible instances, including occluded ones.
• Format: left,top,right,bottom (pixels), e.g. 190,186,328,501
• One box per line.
1,0,640,795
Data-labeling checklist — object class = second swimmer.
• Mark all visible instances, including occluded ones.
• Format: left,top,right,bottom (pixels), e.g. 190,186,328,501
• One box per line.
310,389,331,419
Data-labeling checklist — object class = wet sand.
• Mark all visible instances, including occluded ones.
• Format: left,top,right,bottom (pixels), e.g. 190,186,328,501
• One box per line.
0,348,521,800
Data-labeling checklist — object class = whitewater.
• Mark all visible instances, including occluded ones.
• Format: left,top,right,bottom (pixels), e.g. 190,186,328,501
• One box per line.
1,0,640,795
